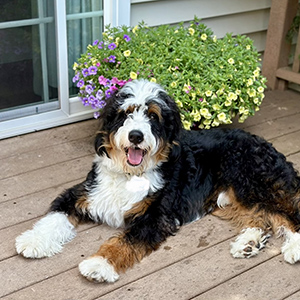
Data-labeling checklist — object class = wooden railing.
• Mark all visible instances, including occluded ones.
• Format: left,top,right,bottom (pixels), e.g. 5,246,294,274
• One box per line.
262,0,299,90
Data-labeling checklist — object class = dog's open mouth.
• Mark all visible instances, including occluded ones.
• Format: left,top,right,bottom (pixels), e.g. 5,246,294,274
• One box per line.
125,147,146,166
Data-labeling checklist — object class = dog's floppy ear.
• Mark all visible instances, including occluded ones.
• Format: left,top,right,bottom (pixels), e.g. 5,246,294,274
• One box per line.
94,94,119,158
158,91,182,141
158,91,182,161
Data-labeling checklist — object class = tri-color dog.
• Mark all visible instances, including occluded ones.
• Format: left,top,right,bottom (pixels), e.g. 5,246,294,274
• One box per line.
16,80,300,282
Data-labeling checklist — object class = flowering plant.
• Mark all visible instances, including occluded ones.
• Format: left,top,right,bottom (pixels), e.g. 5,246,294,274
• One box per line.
73,17,267,129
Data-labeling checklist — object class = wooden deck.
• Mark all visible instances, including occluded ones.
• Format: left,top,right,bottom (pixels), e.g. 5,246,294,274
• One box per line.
1,89,300,300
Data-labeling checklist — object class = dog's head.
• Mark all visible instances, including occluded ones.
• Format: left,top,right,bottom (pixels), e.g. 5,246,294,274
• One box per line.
95,79,182,175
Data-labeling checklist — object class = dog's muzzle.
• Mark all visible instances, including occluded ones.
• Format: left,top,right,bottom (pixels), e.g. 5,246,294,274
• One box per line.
126,130,146,166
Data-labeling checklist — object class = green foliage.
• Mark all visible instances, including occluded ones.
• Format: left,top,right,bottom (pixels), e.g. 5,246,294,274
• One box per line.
73,17,267,129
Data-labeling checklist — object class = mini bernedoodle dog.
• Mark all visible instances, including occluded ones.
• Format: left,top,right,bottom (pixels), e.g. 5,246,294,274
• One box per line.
16,80,300,282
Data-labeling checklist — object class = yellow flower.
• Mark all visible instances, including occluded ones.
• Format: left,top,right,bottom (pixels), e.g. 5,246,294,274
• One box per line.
217,112,226,122
130,72,137,80
247,78,253,87
228,58,235,65
201,33,207,41
205,90,212,97
189,27,195,36
257,86,264,93
247,88,256,97
191,109,201,122
258,93,265,99
203,119,211,125
176,100,183,108
150,78,156,83
212,104,221,111
213,35,217,43
212,119,220,127
225,99,232,107
227,92,238,101
200,108,212,119
246,45,251,50
170,81,177,88
239,106,245,114
183,120,192,130
115,37,120,45
123,50,131,57
132,25,139,34
136,58,143,65
253,69,260,77
73,62,78,70
253,98,260,104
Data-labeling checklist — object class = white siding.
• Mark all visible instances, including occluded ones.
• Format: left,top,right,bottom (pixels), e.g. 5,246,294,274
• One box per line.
130,0,271,52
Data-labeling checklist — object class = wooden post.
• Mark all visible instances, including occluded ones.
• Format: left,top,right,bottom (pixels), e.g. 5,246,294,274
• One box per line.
262,0,298,90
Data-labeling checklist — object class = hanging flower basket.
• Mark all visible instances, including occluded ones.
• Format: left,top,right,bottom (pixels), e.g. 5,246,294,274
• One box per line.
73,17,267,129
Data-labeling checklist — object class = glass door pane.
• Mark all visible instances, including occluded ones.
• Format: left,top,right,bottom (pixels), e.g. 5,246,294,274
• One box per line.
66,0,104,97
0,0,58,121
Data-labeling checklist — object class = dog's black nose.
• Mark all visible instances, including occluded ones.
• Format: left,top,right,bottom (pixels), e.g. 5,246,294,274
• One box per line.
128,130,144,145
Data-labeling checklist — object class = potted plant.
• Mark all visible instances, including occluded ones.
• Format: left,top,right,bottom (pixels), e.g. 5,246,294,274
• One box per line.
73,17,267,129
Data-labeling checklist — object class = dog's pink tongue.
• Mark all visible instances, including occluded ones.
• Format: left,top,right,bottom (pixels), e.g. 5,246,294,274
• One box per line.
128,148,143,165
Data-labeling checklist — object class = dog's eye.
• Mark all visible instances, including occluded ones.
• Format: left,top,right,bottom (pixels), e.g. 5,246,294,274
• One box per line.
149,112,159,121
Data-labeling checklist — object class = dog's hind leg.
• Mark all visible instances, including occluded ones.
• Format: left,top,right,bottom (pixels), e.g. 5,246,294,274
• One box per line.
213,189,280,259
15,182,88,258
230,228,271,258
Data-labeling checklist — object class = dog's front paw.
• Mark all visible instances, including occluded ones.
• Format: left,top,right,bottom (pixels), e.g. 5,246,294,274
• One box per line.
230,228,271,258
16,229,63,258
79,257,120,283
15,212,76,258
282,231,300,264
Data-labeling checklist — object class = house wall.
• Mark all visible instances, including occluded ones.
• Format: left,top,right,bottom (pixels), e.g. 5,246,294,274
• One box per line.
130,0,272,52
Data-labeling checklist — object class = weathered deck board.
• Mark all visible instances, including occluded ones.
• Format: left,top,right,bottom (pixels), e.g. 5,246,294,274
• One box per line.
1,89,300,300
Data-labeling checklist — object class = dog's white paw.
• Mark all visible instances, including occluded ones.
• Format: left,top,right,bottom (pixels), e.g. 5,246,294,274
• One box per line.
282,231,300,264
15,212,76,258
16,228,63,258
79,257,119,283
230,228,271,259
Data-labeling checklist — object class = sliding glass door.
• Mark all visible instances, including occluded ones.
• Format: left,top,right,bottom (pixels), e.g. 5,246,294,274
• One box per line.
0,0,105,139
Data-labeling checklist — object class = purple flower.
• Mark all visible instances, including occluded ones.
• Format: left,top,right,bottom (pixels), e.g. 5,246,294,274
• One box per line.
98,100,106,109
93,39,99,46
82,68,89,77
94,111,100,119
105,89,113,98
88,95,96,106
108,43,116,50
98,41,104,49
108,55,116,63
81,97,89,106
98,75,107,85
77,79,84,88
123,34,131,42
72,73,80,83
88,66,98,75
96,90,104,100
85,84,94,94
104,79,111,88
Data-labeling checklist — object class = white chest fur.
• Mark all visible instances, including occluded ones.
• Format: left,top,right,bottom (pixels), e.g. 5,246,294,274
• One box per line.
87,156,164,228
